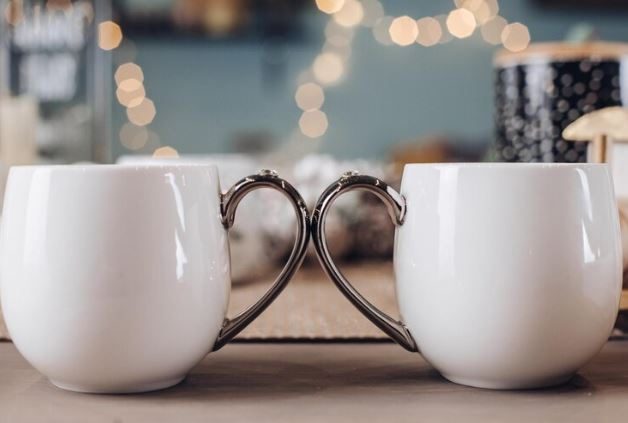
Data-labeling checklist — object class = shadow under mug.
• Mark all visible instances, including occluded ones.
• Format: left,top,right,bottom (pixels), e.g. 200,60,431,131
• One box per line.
0,164,309,393
312,163,622,389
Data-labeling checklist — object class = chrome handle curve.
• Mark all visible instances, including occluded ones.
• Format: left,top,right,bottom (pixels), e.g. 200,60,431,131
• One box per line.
311,171,417,352
212,169,309,351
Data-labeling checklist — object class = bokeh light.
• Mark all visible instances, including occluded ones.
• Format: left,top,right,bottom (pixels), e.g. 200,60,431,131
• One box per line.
481,15,507,45
416,17,442,47
446,8,476,39
323,41,352,60
115,63,144,85
389,16,418,47
295,82,325,111
117,78,143,92
98,21,122,51
433,14,454,44
333,0,364,28
325,20,354,47
372,16,394,46
299,110,329,138
153,146,179,158
312,52,345,85
316,0,345,14
297,70,314,85
116,84,146,108
126,98,156,126
501,22,530,52
119,122,148,150
326,34,352,48
456,0,499,25
360,0,384,27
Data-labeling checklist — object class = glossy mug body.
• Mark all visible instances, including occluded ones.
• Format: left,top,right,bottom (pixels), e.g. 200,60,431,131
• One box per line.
313,163,622,389
0,165,308,393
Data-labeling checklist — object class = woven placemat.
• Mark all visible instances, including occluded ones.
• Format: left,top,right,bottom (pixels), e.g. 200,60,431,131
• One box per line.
0,262,396,341
230,261,396,339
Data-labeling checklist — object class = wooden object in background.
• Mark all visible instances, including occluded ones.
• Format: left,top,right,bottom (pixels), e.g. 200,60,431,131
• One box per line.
593,134,608,163
562,109,628,290
562,106,628,164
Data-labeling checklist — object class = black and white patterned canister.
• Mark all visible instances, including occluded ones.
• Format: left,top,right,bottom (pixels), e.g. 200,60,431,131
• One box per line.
494,42,628,163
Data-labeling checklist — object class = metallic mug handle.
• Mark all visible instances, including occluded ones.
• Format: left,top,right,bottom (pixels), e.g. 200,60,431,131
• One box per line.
212,169,310,351
311,171,418,352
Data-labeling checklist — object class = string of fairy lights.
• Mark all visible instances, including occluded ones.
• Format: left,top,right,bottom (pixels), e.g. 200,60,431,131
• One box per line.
295,0,531,139
96,0,532,152
97,18,163,154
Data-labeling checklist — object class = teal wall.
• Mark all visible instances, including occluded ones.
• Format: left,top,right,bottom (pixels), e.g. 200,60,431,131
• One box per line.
112,0,628,160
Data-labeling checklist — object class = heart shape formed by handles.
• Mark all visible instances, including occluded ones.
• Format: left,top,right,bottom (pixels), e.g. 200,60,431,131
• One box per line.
213,169,310,350
310,171,417,352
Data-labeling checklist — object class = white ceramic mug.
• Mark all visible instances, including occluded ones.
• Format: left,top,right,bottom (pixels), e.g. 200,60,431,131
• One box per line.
117,154,277,283
0,164,309,393
312,163,622,389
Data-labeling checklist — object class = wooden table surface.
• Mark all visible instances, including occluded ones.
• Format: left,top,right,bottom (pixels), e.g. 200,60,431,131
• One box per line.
1,341,628,422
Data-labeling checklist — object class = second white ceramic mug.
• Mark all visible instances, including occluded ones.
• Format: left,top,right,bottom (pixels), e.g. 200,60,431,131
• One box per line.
312,163,622,389
0,164,309,393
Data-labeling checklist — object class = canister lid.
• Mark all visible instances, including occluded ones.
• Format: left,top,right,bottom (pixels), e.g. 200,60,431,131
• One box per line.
494,42,628,67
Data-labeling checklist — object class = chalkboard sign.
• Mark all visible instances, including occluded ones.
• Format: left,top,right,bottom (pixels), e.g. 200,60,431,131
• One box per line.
0,0,111,163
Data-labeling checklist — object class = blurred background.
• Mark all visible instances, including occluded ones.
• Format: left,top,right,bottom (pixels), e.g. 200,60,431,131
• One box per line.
1,0,627,165
1,0,628,339
2,0,628,270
